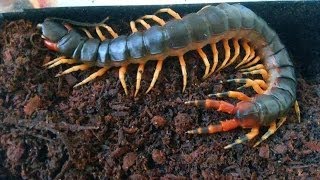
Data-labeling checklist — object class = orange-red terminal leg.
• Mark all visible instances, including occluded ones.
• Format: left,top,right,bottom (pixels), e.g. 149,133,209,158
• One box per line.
209,91,252,101
185,99,237,114
186,118,240,134
186,117,260,149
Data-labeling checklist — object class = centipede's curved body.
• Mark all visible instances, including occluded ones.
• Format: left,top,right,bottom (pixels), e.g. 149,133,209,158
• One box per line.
38,3,300,149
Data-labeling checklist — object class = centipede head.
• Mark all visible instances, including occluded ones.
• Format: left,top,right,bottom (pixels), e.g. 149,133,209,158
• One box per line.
37,19,68,51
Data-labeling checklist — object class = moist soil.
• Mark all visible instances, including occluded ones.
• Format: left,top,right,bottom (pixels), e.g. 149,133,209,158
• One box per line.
0,20,319,179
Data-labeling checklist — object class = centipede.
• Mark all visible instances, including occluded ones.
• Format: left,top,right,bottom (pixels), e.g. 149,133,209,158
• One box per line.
37,3,300,149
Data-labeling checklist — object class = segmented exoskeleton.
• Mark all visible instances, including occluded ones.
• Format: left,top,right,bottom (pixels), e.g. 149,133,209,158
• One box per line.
38,3,300,149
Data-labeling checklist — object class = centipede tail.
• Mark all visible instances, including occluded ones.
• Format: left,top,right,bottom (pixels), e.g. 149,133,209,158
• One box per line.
38,3,299,148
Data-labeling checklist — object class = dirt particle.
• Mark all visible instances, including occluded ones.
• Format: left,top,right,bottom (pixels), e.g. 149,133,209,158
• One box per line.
23,95,41,116
152,149,166,164
273,144,287,154
304,141,320,152
174,113,193,135
129,174,147,180
151,115,167,128
64,74,78,86
122,152,137,171
7,142,24,163
160,174,187,180
258,145,270,159
111,146,130,159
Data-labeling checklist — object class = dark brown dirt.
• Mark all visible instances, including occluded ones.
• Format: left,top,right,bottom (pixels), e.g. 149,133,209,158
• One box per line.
0,20,319,179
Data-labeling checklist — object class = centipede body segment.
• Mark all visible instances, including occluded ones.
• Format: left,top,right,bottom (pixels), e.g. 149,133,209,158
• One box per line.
38,3,300,149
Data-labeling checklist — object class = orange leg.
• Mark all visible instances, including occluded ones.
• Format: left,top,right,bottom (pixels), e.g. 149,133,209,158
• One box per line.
216,39,231,71
119,66,128,95
145,59,164,94
185,98,263,149
185,99,236,114
209,91,252,101
187,118,240,134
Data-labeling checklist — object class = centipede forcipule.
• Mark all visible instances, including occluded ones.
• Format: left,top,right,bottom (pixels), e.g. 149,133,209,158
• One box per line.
37,3,300,149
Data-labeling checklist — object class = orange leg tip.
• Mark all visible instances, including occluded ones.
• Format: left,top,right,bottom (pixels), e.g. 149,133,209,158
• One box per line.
55,73,62,77
236,86,246,90
184,101,192,105
186,130,195,134
224,144,234,149
73,83,81,88
207,93,216,98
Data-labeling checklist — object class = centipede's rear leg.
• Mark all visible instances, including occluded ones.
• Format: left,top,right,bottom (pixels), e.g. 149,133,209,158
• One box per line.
185,99,261,149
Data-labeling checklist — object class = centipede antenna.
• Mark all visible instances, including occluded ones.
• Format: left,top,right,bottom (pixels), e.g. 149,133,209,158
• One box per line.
47,59,78,69
119,66,128,95
216,39,231,71
224,127,260,149
45,16,110,27
30,33,48,51
135,63,145,97
196,48,210,79
55,64,91,77
208,43,218,77
179,55,187,92
145,59,164,94
74,67,109,88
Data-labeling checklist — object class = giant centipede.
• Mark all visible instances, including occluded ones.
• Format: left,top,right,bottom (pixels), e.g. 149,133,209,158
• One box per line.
38,3,300,149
